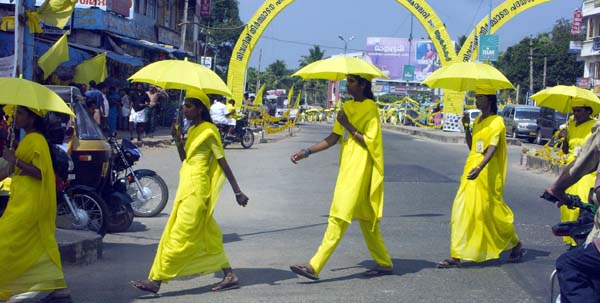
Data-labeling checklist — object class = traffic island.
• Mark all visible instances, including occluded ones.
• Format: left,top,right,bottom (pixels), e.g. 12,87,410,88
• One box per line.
57,229,103,265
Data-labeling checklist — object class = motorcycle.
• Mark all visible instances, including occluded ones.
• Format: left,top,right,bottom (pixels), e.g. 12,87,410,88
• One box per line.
109,137,168,217
217,115,255,149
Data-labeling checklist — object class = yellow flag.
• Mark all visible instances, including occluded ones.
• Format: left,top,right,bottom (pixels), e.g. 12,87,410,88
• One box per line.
0,16,15,32
73,53,107,84
287,85,294,108
293,90,302,109
38,33,69,80
254,83,265,106
37,0,78,29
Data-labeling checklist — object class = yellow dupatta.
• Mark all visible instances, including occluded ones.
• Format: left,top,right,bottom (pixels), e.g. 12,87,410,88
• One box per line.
331,99,384,231
0,132,60,295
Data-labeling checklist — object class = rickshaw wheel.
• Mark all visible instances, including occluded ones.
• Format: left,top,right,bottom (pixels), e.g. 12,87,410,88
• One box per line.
105,203,134,233
129,174,169,217
69,189,108,237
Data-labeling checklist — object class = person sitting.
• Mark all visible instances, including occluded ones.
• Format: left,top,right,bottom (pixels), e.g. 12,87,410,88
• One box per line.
545,119,600,303
210,99,236,138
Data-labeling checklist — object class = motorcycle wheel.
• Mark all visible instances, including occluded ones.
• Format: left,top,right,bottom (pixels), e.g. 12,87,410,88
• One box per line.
129,173,169,217
105,203,134,233
66,189,108,236
241,129,255,149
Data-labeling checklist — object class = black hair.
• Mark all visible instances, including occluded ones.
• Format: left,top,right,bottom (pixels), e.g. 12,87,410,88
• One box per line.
89,80,96,88
228,99,236,105
186,98,213,124
21,106,47,136
481,94,498,114
348,74,375,100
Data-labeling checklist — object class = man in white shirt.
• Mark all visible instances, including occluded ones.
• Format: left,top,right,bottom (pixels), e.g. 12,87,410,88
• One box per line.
210,99,236,137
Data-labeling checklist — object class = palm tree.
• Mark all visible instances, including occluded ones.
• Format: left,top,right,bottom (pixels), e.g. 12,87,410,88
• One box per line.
299,45,326,67
298,46,327,107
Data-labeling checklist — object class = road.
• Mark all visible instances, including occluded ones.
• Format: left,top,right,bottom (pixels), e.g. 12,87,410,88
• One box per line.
63,124,564,303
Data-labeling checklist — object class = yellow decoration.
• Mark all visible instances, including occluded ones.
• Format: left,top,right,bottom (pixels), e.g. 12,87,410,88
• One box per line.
25,11,43,33
73,52,107,85
254,83,265,106
0,16,14,32
37,0,78,29
38,33,69,80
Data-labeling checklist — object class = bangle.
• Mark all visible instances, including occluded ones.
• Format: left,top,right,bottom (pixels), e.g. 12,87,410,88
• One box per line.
301,148,311,158
353,131,360,137
234,191,242,196
14,158,19,168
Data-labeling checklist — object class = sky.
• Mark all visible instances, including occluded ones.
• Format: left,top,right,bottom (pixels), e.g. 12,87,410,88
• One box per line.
237,0,579,70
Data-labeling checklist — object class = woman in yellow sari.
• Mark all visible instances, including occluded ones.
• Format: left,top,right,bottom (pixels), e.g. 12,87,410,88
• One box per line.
289,74,393,280
130,97,249,294
559,105,596,247
0,106,71,302
437,92,523,268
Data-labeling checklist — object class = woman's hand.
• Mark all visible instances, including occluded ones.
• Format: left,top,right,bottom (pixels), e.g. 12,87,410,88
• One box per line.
235,191,249,207
171,123,182,142
290,150,306,164
467,166,482,180
461,113,470,127
2,147,15,164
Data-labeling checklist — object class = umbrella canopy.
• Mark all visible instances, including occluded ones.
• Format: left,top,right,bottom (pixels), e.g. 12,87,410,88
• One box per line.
128,58,232,97
292,57,389,81
421,62,514,92
0,77,74,116
530,85,600,115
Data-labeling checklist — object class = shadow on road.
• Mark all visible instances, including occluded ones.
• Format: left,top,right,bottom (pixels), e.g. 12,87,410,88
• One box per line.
223,222,328,243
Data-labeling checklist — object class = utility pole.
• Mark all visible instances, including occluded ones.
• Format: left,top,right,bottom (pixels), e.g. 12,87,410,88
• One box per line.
516,84,520,104
542,56,547,89
13,0,34,79
529,37,534,104
180,0,189,51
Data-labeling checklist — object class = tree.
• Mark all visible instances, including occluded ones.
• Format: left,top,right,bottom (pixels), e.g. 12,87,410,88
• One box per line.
497,18,583,103
455,34,467,55
298,45,328,107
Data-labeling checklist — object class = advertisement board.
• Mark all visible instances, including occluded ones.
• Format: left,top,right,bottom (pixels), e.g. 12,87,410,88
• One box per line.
0,0,134,18
366,37,440,82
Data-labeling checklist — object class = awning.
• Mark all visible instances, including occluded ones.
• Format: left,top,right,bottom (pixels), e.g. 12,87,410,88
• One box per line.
61,40,145,67
108,33,191,58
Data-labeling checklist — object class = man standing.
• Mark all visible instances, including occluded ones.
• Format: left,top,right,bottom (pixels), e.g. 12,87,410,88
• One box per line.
145,86,160,138
129,83,149,142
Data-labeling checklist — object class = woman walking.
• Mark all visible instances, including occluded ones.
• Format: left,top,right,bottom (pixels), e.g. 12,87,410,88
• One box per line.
0,106,71,302
437,91,523,268
130,97,249,293
289,74,393,280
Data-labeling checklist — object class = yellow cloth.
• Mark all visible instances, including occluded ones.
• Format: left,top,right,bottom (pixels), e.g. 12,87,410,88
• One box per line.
0,132,64,300
149,122,228,282
449,115,519,262
562,119,597,245
226,103,239,120
37,0,78,29
309,217,392,275
38,33,69,80
73,53,107,85
0,12,43,33
331,99,384,231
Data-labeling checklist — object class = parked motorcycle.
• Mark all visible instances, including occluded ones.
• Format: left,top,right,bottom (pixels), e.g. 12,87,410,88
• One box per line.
109,137,168,217
217,115,255,149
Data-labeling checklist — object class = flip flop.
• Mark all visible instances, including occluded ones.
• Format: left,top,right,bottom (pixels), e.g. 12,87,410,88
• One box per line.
363,267,393,277
436,259,462,269
508,249,526,263
290,264,319,280
129,280,160,294
211,274,240,292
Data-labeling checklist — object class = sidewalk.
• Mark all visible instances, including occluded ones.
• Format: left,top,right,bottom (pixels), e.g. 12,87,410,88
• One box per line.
382,124,523,146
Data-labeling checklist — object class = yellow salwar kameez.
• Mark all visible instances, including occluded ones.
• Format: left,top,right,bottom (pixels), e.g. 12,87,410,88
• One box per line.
562,119,597,245
449,115,520,262
148,122,229,282
0,132,65,300
309,99,392,275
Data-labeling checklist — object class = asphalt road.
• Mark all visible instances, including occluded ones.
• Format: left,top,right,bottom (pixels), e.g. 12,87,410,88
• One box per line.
62,124,564,303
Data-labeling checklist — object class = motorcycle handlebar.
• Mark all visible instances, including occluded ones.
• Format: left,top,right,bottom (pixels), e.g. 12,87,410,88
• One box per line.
541,191,597,214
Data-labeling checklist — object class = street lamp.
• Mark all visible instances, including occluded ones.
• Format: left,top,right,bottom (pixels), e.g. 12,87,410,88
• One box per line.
338,35,354,54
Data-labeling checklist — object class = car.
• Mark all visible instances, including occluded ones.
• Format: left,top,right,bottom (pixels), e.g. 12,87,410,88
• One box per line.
501,105,540,142
464,109,481,128
535,106,568,145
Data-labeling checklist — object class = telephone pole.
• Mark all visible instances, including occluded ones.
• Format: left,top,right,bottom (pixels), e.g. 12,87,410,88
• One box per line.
529,37,534,104
542,56,547,89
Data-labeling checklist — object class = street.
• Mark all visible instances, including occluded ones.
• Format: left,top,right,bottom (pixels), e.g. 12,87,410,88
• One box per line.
63,124,564,303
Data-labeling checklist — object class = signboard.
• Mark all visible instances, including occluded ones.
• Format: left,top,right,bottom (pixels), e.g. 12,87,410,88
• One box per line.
577,77,591,89
366,37,441,82
593,37,600,52
196,0,210,17
569,41,583,53
402,64,414,81
0,0,134,19
200,56,212,68
572,8,583,35
478,34,499,62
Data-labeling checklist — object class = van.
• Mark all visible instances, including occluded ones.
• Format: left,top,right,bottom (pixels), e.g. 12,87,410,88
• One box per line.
502,105,540,142
535,106,568,145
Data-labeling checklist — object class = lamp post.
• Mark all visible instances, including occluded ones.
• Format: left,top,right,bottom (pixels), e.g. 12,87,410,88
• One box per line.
338,35,354,55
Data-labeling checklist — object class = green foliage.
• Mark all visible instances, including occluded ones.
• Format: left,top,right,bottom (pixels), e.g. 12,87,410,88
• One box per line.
497,18,583,104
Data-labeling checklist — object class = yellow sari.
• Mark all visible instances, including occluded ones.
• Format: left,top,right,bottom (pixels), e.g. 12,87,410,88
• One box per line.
331,99,384,230
0,132,64,300
450,115,519,262
562,119,597,245
149,122,228,282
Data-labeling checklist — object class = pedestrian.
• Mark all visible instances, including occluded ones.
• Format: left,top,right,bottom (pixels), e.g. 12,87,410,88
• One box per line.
119,88,130,131
558,105,596,247
0,106,72,302
129,96,249,294
289,74,393,280
129,83,149,142
145,86,160,138
437,90,523,268
107,86,120,137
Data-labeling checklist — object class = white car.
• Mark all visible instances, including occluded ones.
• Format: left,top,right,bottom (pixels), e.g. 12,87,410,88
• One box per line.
464,109,481,128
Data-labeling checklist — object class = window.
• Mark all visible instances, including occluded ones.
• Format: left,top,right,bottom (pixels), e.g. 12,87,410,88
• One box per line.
514,109,539,120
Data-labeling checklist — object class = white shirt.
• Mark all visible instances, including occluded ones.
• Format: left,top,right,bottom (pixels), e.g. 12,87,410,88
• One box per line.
210,102,235,126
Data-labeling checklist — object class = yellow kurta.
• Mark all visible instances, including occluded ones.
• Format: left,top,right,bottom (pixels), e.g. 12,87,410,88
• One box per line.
450,115,519,262
149,122,228,282
331,99,384,230
562,119,597,245
0,132,64,300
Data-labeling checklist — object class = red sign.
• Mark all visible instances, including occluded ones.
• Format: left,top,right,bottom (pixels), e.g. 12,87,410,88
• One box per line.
196,0,210,17
572,9,582,35
577,77,590,89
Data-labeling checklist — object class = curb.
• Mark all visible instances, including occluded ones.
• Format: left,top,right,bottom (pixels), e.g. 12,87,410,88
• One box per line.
57,229,103,265
521,154,563,176
382,124,522,146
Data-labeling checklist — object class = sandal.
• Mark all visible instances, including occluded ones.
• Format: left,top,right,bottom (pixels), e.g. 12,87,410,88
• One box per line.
211,273,240,291
129,280,160,294
290,264,319,280
363,267,393,277
436,258,461,268
508,243,526,263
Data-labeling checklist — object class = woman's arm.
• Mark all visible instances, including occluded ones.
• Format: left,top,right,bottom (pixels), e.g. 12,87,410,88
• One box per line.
467,145,497,180
291,132,340,164
171,124,186,161
3,148,41,179
336,110,365,146
217,157,248,207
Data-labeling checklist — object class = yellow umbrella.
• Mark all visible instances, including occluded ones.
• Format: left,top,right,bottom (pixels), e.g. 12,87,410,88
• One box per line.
0,77,74,116
531,85,600,115
421,62,514,92
128,58,232,97
292,57,389,81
